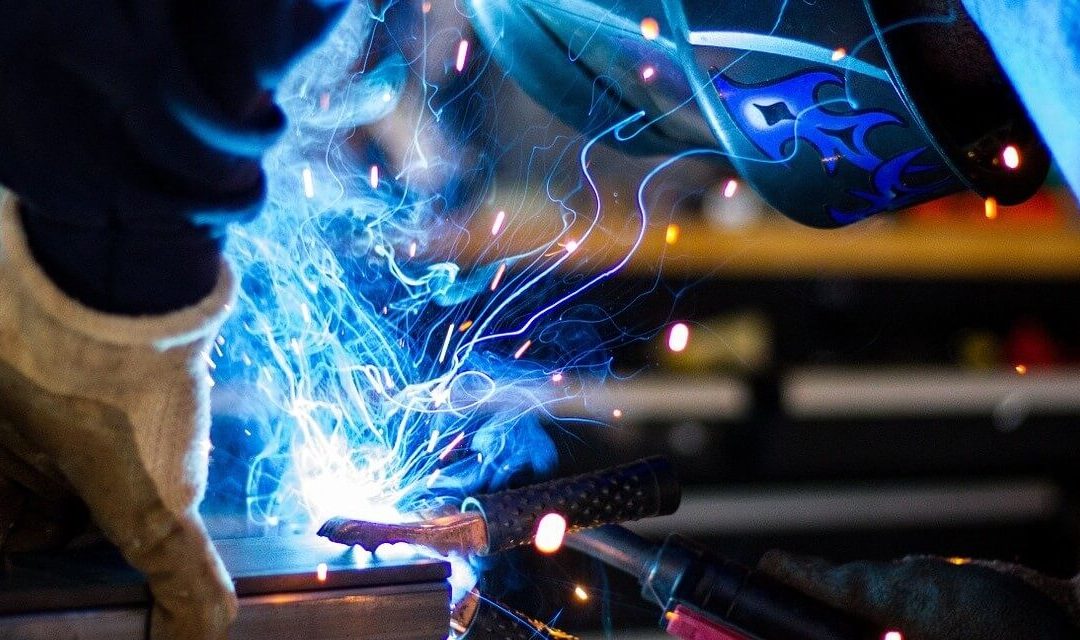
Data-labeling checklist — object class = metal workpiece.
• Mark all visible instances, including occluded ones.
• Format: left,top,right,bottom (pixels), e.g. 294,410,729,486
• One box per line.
0,536,451,640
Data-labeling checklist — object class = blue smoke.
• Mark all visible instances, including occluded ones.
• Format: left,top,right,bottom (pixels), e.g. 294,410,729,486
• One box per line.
208,2,623,542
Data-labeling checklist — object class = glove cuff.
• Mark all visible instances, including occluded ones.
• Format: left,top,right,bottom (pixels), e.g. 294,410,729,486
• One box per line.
1,193,237,350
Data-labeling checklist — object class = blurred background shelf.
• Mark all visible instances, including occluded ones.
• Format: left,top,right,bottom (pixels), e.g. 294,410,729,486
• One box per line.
450,188,1080,279
462,187,1080,636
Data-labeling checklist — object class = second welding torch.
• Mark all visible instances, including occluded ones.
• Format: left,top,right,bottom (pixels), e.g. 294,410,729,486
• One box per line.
568,525,891,640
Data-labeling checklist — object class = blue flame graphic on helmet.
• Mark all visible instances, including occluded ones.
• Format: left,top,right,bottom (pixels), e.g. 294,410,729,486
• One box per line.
714,70,899,175
829,147,953,224
712,69,952,223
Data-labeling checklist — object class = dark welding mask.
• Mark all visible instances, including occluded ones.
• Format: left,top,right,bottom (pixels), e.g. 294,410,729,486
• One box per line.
466,0,1050,227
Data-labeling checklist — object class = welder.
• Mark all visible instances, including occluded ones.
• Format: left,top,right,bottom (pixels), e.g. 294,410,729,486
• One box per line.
0,2,349,638
0,3,1078,640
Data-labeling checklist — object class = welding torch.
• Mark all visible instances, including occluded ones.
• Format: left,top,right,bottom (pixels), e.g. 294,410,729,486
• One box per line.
319,456,891,640
320,456,681,639
567,525,892,640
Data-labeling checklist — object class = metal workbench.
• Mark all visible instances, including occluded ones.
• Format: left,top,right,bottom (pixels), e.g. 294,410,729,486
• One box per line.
0,535,450,640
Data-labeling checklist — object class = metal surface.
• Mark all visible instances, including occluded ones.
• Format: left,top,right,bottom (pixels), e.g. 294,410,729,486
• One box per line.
1,535,451,640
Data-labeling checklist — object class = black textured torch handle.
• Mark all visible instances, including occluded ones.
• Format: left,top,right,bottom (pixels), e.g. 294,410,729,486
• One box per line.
465,456,680,553
465,598,577,640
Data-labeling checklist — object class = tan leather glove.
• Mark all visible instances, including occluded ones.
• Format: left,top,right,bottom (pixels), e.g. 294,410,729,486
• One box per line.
759,550,1080,640
0,195,238,639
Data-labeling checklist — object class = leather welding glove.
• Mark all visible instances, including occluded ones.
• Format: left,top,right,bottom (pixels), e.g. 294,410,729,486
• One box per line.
758,550,1080,640
0,196,238,639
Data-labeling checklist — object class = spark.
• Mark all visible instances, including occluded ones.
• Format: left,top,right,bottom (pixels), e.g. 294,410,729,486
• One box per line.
723,179,739,198
439,323,455,363
514,340,533,360
947,557,971,565
564,239,580,254
319,93,331,111
316,563,328,582
302,167,316,199
491,210,507,236
458,320,474,332
665,223,680,245
831,47,847,61
1002,145,1021,170
551,372,564,383
455,39,470,73
883,632,904,640
640,17,660,40
641,65,656,81
612,409,623,419
490,262,507,291
438,432,466,460
1015,364,1028,375
573,586,589,601
218,8,645,600
533,513,567,553
984,196,998,220
421,1,432,13
667,323,690,352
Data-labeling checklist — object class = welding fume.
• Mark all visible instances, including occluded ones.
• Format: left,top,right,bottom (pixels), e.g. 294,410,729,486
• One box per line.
0,1,1078,640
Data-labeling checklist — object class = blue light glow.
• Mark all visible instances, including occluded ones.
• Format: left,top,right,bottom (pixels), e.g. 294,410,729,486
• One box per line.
209,2,637,559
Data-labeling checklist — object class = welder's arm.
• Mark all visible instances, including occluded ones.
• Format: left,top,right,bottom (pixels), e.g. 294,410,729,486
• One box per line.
0,2,347,639
758,551,1080,640
961,0,1080,196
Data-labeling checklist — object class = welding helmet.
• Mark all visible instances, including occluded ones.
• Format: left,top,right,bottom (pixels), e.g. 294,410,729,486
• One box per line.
466,0,1049,227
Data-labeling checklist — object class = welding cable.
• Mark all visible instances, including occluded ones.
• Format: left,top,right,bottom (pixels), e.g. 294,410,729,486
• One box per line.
568,526,886,640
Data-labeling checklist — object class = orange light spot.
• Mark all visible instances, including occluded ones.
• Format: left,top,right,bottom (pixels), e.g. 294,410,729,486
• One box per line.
640,17,661,40
573,586,589,601
612,409,623,419
641,66,656,81
831,47,847,61
1002,145,1021,170
316,563,328,582
984,197,998,220
1015,364,1028,375
668,323,690,352
665,223,681,245
947,557,971,565
723,179,739,198
534,513,567,554
458,320,474,332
